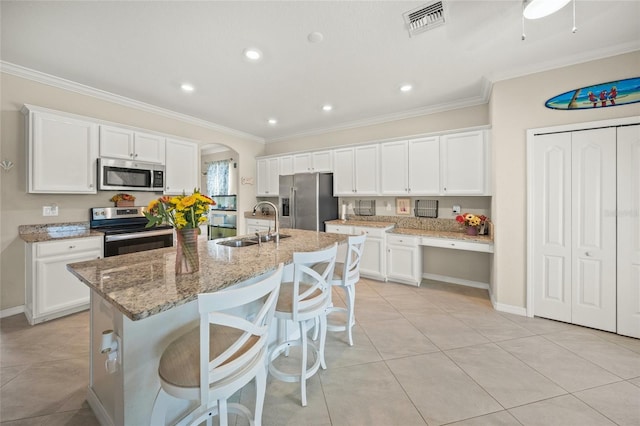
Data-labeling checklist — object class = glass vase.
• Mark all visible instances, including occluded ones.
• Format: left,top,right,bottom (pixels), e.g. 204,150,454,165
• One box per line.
175,228,199,274
466,226,478,236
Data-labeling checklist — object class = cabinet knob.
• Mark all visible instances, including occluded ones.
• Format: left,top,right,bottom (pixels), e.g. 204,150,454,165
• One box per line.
585,251,591,257
69,245,76,249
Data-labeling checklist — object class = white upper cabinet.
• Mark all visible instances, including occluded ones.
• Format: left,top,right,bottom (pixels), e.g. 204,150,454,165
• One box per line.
279,155,294,176
408,136,440,194
292,150,333,173
440,130,489,195
24,106,99,194
256,158,280,196
333,144,379,195
380,136,440,195
100,125,165,164
164,138,199,195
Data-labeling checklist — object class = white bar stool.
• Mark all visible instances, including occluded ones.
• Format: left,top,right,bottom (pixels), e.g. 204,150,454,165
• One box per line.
149,264,284,426
268,244,337,407
324,233,366,346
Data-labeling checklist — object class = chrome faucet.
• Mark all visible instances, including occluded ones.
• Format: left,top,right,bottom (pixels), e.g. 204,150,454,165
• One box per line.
252,201,279,244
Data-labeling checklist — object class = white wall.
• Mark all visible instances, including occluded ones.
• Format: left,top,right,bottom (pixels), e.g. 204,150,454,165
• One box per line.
490,50,640,308
0,73,265,311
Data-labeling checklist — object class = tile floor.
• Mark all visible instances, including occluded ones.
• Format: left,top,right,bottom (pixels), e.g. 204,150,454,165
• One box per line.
1,279,639,425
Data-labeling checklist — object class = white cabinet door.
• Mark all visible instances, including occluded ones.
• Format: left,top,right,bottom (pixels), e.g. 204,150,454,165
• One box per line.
617,124,640,338
532,128,617,332
380,141,408,195
570,128,616,332
133,131,165,163
333,148,355,195
532,132,572,323
256,158,279,196
312,150,333,172
27,237,103,324
354,145,379,195
28,110,99,194
280,155,294,176
360,236,385,280
293,153,312,173
408,136,440,195
99,125,134,160
100,126,165,163
441,130,488,195
386,235,421,285
165,138,199,195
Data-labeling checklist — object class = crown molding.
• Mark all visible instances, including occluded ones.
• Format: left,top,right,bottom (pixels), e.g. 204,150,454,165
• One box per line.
265,91,491,143
0,61,265,144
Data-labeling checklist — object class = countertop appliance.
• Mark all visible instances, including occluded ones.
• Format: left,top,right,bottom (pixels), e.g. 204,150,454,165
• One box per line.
90,206,173,257
98,158,164,192
279,173,338,232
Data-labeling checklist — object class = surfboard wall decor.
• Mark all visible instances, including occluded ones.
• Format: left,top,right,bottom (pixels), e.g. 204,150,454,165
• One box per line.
545,77,640,110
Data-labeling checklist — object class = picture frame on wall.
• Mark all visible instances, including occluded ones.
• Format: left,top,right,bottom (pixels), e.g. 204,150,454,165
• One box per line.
396,198,411,215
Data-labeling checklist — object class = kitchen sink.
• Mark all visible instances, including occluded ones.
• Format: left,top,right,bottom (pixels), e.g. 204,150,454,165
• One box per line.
250,233,291,243
217,239,258,248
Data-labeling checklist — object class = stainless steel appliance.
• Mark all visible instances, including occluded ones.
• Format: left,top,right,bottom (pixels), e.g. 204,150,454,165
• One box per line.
90,206,173,257
208,195,237,239
98,158,164,192
279,173,338,232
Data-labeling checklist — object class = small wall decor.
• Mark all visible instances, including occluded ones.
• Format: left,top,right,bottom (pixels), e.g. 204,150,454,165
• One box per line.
396,198,411,215
545,77,640,110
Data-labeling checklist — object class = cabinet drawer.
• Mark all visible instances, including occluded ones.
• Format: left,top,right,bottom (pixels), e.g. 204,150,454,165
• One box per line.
387,234,419,246
420,237,494,253
36,237,103,258
352,226,386,238
246,218,275,227
326,224,353,234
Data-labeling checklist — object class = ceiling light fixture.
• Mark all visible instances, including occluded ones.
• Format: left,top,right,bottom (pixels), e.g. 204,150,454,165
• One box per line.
308,32,324,43
268,118,278,125
180,83,195,92
521,0,576,40
243,48,262,61
400,84,413,92
322,104,333,112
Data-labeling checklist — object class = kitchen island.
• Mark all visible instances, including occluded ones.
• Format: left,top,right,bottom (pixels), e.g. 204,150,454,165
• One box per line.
67,228,347,426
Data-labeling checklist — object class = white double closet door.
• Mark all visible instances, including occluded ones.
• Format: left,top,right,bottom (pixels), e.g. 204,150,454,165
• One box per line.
531,124,639,337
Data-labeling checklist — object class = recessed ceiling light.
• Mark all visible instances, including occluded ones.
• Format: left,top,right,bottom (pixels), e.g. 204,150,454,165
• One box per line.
400,84,413,92
268,118,278,125
308,32,324,43
322,104,333,112
243,48,262,61
180,83,195,92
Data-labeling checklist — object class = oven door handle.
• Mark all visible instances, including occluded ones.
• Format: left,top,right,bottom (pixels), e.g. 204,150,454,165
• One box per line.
105,229,174,242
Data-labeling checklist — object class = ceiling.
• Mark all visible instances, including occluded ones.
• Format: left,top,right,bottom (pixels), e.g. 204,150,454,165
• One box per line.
2,1,639,143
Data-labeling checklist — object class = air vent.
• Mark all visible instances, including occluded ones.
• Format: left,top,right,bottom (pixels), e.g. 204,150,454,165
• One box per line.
403,1,445,37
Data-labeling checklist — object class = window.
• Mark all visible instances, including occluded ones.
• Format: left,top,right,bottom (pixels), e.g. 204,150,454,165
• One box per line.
206,160,230,196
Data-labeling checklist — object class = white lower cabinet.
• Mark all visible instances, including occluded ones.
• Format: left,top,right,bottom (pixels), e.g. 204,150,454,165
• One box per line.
25,237,103,325
386,234,422,286
246,218,275,234
353,226,387,281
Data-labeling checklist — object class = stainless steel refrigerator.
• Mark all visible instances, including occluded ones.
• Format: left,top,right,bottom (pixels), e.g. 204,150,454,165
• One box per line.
279,173,338,232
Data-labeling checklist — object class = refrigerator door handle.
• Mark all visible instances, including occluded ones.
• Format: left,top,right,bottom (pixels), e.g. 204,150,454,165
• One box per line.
290,186,296,229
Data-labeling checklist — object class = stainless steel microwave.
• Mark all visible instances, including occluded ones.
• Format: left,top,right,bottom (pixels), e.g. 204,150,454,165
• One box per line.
98,158,164,192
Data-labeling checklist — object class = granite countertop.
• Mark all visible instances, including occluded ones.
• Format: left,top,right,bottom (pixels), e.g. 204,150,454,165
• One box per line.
19,222,104,243
388,227,493,244
325,219,493,244
244,211,277,219
66,228,347,322
325,219,396,228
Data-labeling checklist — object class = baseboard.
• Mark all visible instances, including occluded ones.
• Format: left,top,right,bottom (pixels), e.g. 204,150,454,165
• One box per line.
87,386,115,426
0,305,24,319
488,288,527,316
422,273,489,290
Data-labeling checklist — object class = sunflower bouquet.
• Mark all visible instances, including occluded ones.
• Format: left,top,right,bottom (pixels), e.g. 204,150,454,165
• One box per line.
455,213,488,235
145,189,215,230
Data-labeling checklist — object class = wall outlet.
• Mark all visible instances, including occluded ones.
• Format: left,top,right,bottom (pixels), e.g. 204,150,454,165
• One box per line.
452,205,461,215
42,205,58,216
